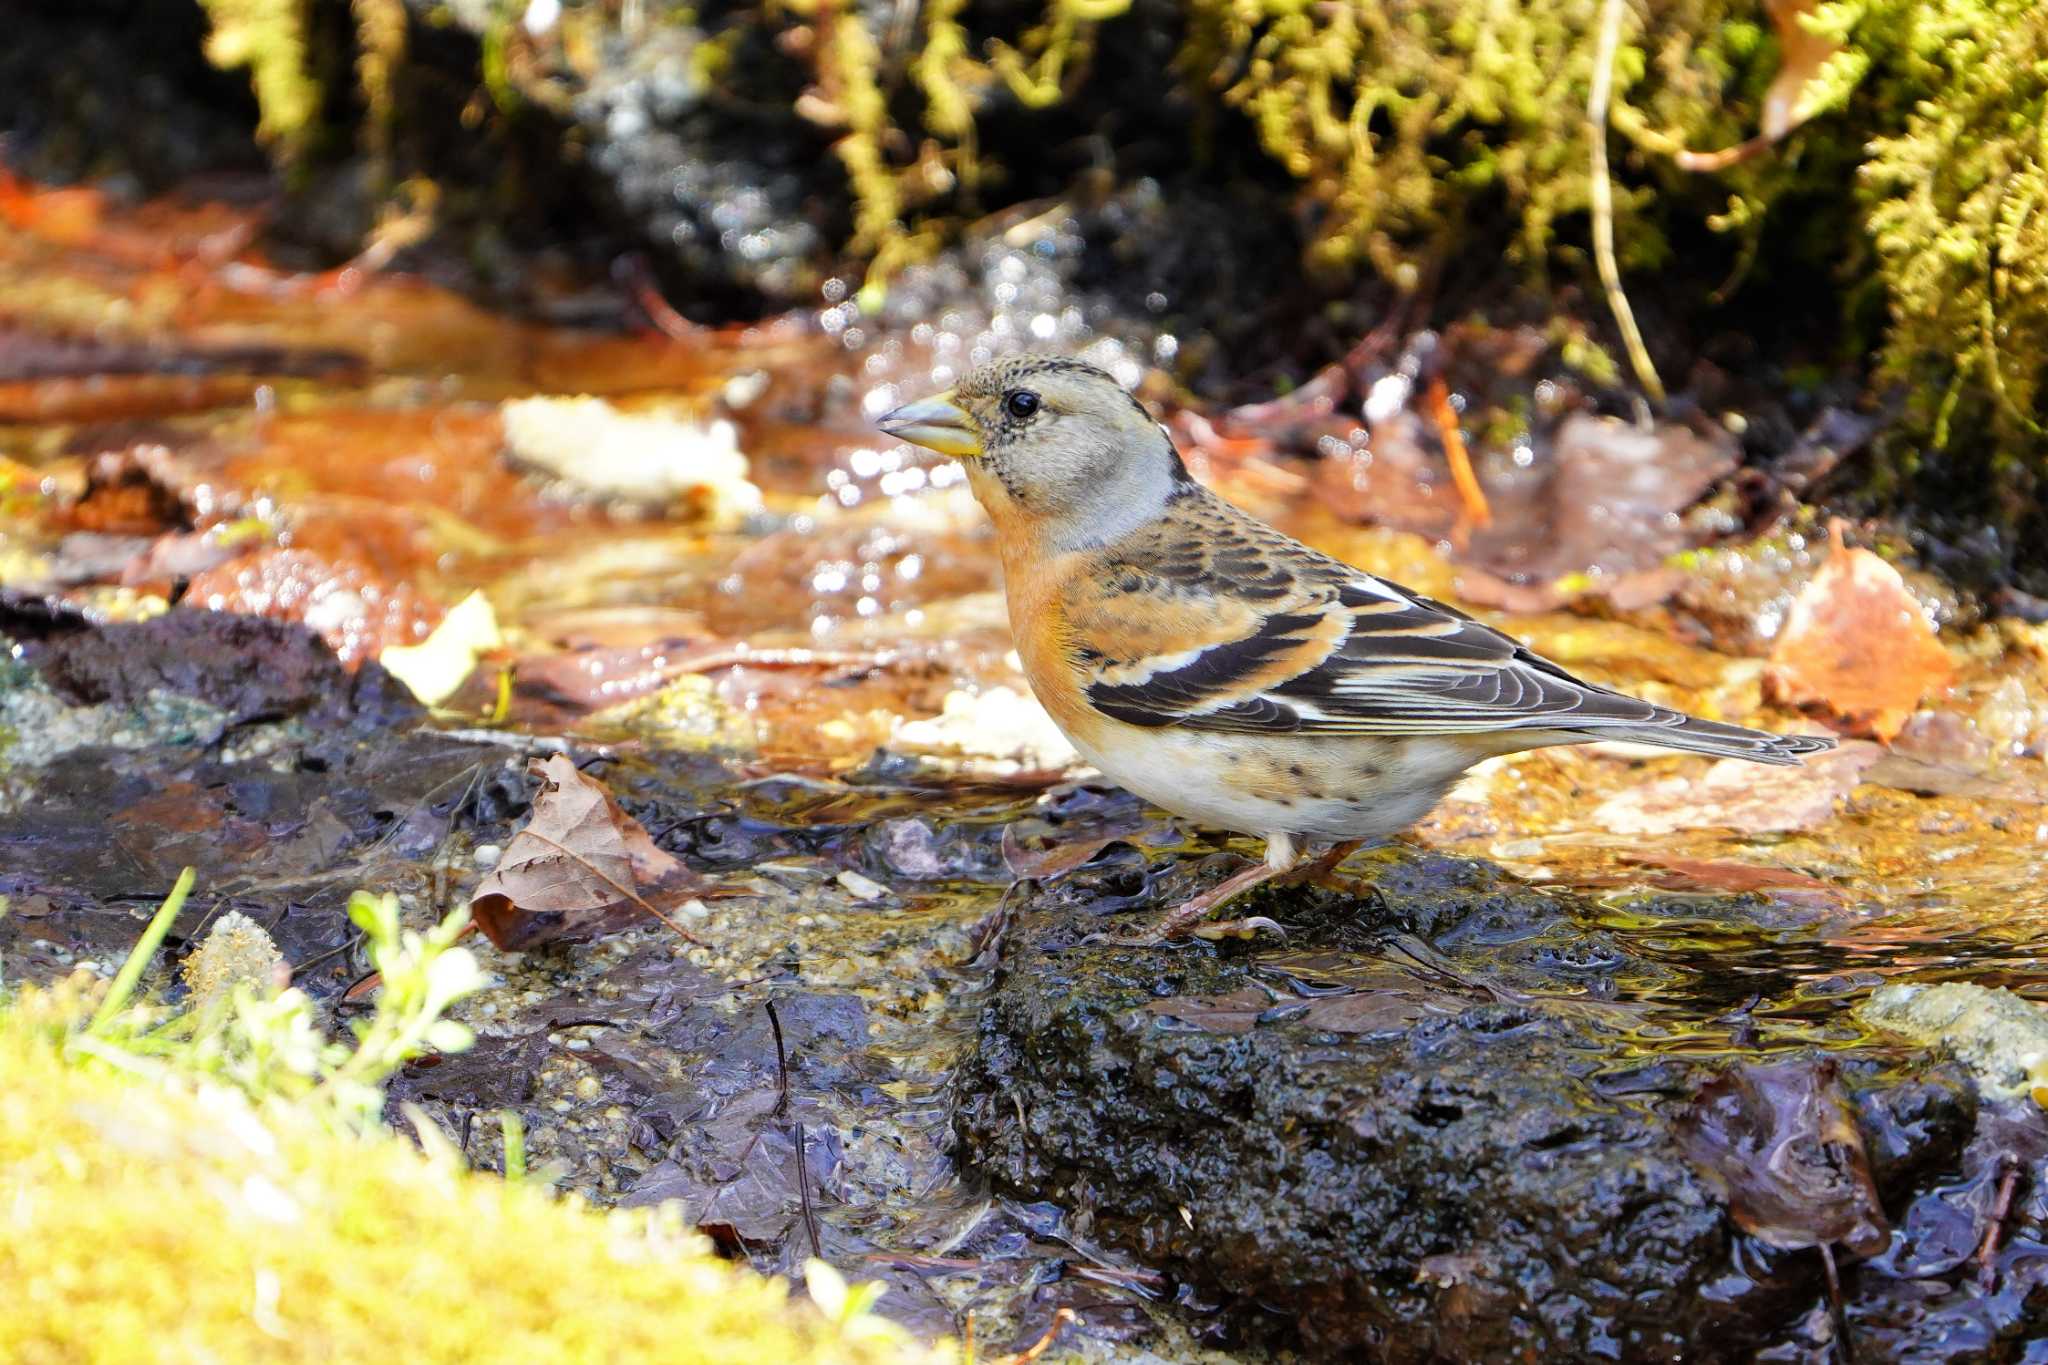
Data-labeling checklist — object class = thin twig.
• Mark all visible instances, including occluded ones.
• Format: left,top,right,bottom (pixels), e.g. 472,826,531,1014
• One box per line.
1819,1241,1854,1365
1006,1308,1078,1365
1426,375,1491,538
433,728,598,757
766,999,792,1118
794,1120,821,1260
1976,1153,2022,1290
1588,0,1665,403
618,254,704,341
765,1000,823,1260
862,1251,988,1272
1070,1262,1167,1290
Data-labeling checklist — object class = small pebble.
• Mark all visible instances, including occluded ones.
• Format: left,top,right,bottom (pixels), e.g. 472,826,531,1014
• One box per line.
837,869,889,900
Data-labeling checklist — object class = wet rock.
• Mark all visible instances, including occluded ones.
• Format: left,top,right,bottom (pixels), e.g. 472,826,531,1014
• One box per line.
953,851,1982,1358
4,605,419,735
0,733,517,992
0,0,264,190
1848,1101,2048,1360
566,24,828,309
388,1031,552,1110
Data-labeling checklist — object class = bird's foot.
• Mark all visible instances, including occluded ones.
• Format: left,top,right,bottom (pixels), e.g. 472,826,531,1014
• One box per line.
1081,855,1293,945
1080,914,1289,948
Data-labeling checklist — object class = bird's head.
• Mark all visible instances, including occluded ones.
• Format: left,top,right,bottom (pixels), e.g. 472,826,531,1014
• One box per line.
877,355,1192,546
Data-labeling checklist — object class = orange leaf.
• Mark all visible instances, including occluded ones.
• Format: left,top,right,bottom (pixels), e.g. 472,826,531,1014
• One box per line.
1767,523,1952,741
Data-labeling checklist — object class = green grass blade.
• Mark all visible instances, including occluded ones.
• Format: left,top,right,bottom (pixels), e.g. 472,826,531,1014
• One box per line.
89,867,197,1033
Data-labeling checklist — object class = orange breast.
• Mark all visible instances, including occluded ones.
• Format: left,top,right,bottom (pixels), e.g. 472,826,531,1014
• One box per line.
997,538,1109,744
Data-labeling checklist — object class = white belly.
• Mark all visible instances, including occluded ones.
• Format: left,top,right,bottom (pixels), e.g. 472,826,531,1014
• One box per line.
1064,722,1483,844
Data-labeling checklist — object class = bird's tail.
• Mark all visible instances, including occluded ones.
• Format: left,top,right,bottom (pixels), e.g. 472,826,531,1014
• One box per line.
1578,711,1837,766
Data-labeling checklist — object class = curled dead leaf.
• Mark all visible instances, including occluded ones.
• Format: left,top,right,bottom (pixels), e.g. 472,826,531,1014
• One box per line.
1674,0,1848,172
1768,523,1953,741
470,754,711,950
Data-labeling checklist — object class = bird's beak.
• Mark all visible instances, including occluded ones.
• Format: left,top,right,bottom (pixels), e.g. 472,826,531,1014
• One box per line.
876,392,982,458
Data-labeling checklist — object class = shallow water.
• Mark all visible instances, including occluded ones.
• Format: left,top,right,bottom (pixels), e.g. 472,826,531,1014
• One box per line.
4,180,2047,1357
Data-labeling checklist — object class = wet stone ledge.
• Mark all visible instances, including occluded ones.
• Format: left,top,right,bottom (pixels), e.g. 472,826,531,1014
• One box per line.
953,849,2021,1360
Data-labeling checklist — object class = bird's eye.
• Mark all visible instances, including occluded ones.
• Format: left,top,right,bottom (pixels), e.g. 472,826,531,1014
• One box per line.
1003,390,1041,420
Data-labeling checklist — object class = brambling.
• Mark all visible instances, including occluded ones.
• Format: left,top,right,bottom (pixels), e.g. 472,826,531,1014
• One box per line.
878,356,1835,943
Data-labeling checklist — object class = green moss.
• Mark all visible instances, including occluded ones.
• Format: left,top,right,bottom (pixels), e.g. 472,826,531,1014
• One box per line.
197,0,321,160
190,0,2048,518
0,881,948,1363
1861,1,2047,462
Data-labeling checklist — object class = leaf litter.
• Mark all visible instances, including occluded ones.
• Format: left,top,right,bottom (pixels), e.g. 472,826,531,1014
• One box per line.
469,754,715,950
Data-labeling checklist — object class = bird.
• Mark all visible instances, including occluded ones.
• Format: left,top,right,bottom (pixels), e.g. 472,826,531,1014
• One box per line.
877,355,1836,943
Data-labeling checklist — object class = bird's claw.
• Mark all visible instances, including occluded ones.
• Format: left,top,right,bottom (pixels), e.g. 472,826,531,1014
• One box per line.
1190,916,1287,942
1078,915,1289,948
1076,927,1170,948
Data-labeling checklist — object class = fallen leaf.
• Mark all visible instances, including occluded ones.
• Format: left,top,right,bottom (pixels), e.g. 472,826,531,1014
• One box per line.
1146,987,1289,1035
185,546,441,669
1589,740,1880,836
1761,0,1848,140
1001,829,1126,881
1296,991,1435,1034
1678,1058,1890,1256
469,754,712,950
378,590,502,706
1318,407,1738,609
1768,523,1953,741
1674,0,1849,171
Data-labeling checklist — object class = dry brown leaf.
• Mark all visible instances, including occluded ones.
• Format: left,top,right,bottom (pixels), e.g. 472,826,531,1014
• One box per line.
1768,524,1953,741
470,753,710,950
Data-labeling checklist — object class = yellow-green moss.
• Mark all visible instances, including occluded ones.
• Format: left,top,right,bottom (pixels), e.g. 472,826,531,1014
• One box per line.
353,0,410,169
0,979,946,1364
0,871,945,1365
1861,0,2047,458
187,0,2047,486
197,0,321,160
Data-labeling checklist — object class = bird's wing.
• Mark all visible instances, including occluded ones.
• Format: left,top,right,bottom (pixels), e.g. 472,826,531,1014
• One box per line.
1066,492,1672,739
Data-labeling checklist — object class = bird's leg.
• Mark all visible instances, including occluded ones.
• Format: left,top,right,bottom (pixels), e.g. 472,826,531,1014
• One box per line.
1088,834,1301,946
1282,838,1366,890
